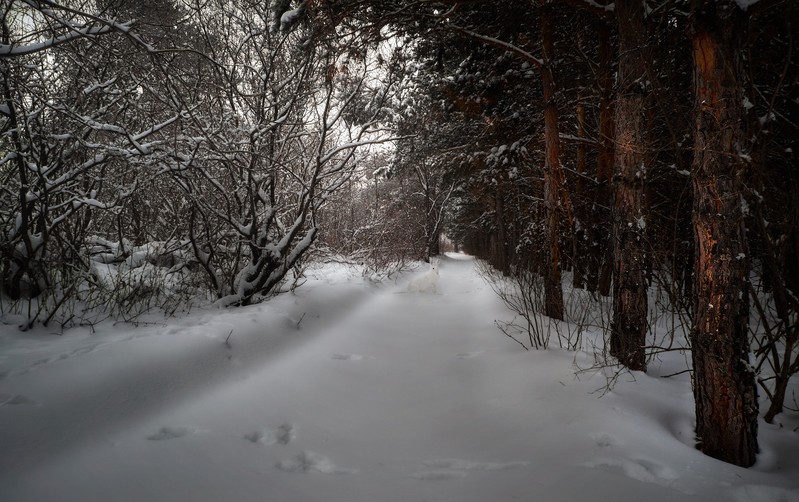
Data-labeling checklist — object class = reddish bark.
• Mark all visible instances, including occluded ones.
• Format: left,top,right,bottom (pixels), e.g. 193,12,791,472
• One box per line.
610,0,649,372
594,21,615,297
572,99,587,289
540,4,567,320
690,0,758,467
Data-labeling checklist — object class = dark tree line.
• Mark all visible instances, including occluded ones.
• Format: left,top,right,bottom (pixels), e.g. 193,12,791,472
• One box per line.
326,0,796,468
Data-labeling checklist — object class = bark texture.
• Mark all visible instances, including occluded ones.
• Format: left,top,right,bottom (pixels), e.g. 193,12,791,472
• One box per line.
610,0,648,371
540,3,567,320
594,21,615,297
690,0,758,467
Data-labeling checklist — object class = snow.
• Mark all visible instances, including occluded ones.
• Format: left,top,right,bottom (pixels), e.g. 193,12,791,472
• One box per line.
0,21,134,58
582,0,615,12
734,0,760,11
1,254,798,501
280,7,304,31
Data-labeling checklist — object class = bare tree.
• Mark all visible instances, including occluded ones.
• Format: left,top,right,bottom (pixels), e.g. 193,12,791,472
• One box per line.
1,0,180,323
171,0,398,306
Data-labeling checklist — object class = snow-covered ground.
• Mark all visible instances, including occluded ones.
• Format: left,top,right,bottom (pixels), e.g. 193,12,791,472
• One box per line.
1,253,797,501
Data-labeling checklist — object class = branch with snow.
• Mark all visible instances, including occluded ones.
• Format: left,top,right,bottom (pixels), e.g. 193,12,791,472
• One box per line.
448,27,543,69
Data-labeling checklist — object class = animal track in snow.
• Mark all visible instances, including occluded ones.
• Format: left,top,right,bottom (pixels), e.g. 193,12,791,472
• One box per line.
589,432,620,448
411,470,467,480
68,344,99,357
411,458,528,480
243,423,296,445
0,393,39,406
146,426,203,441
731,484,799,502
423,458,529,471
331,353,365,361
6,344,102,378
582,457,677,486
275,451,356,475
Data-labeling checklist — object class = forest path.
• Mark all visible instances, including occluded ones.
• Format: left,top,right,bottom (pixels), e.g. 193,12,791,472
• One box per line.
1,254,793,501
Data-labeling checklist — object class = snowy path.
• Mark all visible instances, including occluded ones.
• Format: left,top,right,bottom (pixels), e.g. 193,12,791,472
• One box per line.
1,254,797,501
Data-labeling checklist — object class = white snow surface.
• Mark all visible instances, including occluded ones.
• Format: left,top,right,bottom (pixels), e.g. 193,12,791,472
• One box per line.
1,253,797,501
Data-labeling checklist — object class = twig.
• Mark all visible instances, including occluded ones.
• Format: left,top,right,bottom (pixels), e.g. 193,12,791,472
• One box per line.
224,329,234,349
661,368,692,378
495,320,529,351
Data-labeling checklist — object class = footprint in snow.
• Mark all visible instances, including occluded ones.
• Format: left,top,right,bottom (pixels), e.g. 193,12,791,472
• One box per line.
589,432,620,448
68,344,99,358
582,457,677,487
331,353,365,361
146,426,203,441
730,484,799,502
244,423,296,445
275,451,357,475
411,470,467,481
32,357,54,368
412,458,529,480
0,393,39,406
424,458,529,471
19,344,101,371
0,313,26,326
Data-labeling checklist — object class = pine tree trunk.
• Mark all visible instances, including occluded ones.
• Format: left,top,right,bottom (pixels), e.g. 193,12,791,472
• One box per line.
572,14,589,290
610,0,648,372
494,190,509,275
689,0,758,467
573,99,587,289
593,21,615,297
540,4,565,320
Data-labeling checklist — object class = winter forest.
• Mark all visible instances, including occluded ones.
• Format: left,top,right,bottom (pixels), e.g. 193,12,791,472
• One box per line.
1,0,798,500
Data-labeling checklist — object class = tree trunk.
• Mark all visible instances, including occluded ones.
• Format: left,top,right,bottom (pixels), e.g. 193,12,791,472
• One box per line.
764,372,792,424
610,0,648,372
594,21,615,297
572,99,587,289
689,0,758,467
540,4,566,320
494,190,509,275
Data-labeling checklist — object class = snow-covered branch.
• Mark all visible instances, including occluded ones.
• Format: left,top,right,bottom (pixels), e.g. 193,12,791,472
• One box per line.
449,27,543,69
0,23,121,58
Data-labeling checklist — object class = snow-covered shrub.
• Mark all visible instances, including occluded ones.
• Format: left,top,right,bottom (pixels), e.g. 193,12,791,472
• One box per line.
0,237,204,330
478,261,548,350
748,269,799,424
477,259,602,351
317,171,428,280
